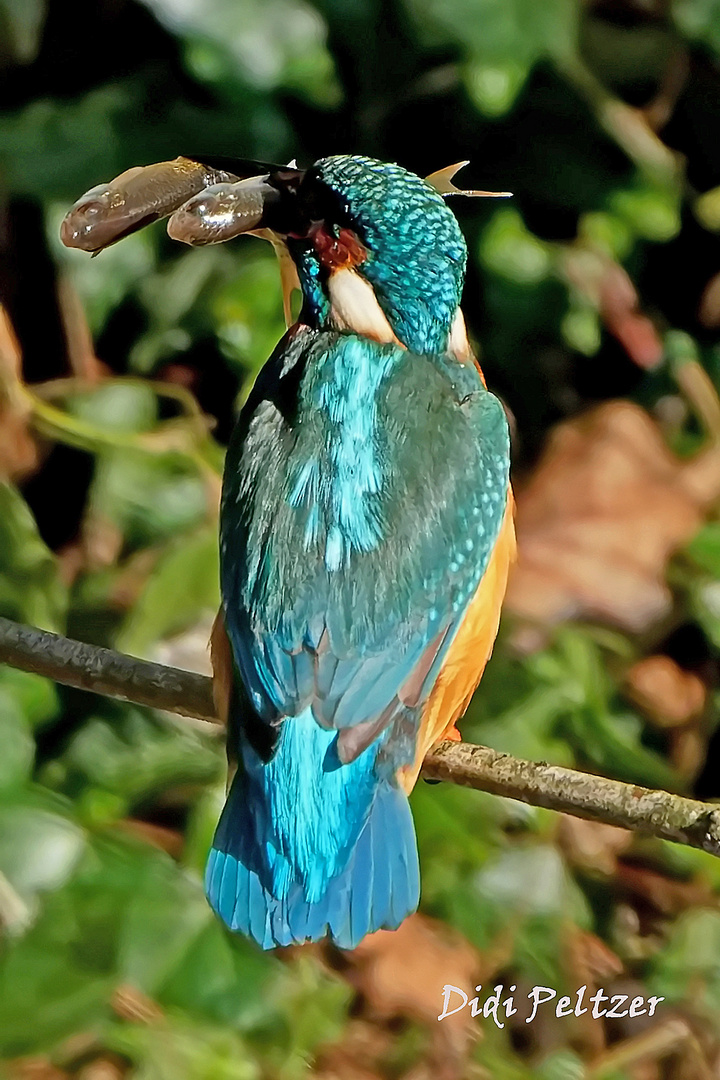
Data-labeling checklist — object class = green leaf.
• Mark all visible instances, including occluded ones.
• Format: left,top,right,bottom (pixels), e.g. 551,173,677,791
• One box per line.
536,1050,586,1080
579,211,634,260
475,844,591,925
108,1017,260,1080
673,0,720,60
116,527,219,656
414,783,498,941
89,449,209,550
158,918,278,1028
0,667,59,729
685,522,720,577
0,801,86,910
475,1038,535,1080
464,58,530,117
0,483,67,631
0,931,112,1057
406,0,579,67
610,183,681,243
48,708,221,806
646,908,720,1015
182,784,227,878
116,851,217,996
0,0,47,63
0,84,132,199
140,0,340,102
255,956,351,1078
469,682,577,767
502,631,678,789
0,691,34,792
64,381,159,435
566,706,678,790
211,248,288,393
695,183,720,231
561,302,602,356
690,579,720,650
480,209,553,285
0,826,272,1056
49,211,157,336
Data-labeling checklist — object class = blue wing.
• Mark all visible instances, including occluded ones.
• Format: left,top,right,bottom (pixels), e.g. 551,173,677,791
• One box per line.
220,328,510,769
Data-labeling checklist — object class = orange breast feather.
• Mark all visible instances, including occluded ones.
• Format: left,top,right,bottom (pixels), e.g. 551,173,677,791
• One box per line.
397,493,516,794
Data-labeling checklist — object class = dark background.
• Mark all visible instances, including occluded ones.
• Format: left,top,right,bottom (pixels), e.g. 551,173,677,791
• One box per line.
2,0,720,1076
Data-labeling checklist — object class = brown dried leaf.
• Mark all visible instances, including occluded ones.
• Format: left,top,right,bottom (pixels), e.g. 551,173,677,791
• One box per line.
506,402,720,633
669,724,707,780
568,927,625,984
5,1059,67,1080
82,514,124,572
319,916,484,1079
110,985,163,1024
312,1019,391,1080
57,277,104,383
615,863,713,915
625,656,706,728
559,816,634,875
699,271,720,328
76,1059,126,1080
52,1035,101,1070
562,249,663,369
0,306,23,398
566,927,625,1057
344,914,479,1029
628,1061,662,1080
587,1017,699,1079
0,306,38,480
116,819,184,857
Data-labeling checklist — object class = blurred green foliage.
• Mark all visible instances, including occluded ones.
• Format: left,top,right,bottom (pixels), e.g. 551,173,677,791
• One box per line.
3,0,720,1076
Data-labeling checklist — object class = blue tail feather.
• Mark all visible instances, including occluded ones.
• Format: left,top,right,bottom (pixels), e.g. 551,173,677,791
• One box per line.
366,800,391,930
349,822,373,947
205,768,420,950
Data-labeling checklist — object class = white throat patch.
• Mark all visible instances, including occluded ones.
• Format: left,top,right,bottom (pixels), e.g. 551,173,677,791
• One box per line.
327,268,403,346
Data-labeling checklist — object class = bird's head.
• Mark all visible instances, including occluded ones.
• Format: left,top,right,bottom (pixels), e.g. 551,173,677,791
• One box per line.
254,155,470,354
61,153,510,355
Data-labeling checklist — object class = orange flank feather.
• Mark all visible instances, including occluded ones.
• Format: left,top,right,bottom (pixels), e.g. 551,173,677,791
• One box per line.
397,493,517,794
210,610,234,729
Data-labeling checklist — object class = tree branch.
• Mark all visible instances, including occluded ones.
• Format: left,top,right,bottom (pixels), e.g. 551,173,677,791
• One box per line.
0,617,215,722
1,616,719,858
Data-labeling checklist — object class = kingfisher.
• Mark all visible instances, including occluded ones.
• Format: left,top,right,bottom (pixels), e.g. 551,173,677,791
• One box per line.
61,153,516,949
